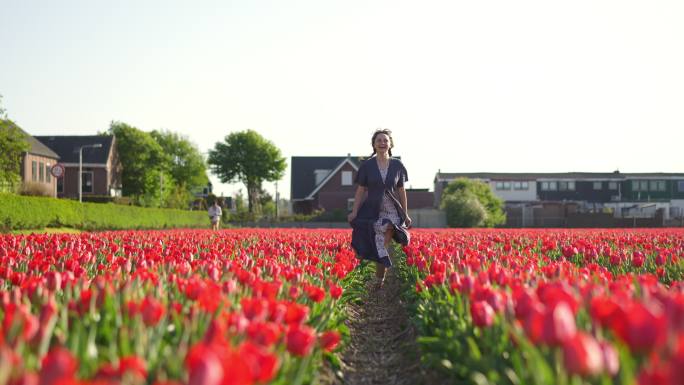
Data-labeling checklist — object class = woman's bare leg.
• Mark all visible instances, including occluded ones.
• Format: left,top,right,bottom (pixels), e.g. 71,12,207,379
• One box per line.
375,227,394,287
375,262,385,280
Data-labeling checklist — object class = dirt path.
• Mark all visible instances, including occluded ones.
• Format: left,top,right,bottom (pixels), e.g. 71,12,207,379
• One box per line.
337,267,424,385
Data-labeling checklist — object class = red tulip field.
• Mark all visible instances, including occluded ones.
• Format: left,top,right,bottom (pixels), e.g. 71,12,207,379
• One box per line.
0,228,682,385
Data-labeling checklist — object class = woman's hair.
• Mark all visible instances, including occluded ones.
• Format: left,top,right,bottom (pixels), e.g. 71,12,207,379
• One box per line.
370,128,394,157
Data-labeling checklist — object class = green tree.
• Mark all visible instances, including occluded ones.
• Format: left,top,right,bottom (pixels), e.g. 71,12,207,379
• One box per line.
258,187,276,218
0,96,29,190
441,193,487,227
440,178,505,227
0,94,7,119
106,121,171,206
0,119,30,191
208,130,286,213
150,130,209,189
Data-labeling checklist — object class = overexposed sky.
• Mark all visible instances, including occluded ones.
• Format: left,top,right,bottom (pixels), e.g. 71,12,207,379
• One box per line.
1,0,683,199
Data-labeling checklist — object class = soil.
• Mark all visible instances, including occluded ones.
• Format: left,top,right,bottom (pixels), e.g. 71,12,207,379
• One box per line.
336,268,424,385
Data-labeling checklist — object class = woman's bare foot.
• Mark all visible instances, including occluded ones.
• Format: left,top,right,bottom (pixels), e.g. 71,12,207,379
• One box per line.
373,276,385,290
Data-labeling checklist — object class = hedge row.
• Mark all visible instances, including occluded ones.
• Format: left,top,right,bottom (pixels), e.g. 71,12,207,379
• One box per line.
0,193,209,231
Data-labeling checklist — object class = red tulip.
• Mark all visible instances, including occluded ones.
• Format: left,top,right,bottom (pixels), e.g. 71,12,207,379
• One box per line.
632,251,645,268
319,330,341,352
562,332,603,376
45,271,62,292
600,341,619,376
247,321,281,347
141,296,164,326
618,302,667,353
119,356,147,380
470,300,494,328
284,303,309,325
305,285,325,303
286,324,316,356
329,284,343,300
39,348,77,385
186,344,224,385
239,341,280,383
541,302,577,346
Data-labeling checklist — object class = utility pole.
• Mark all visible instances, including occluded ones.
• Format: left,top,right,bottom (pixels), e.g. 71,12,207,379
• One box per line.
275,181,279,219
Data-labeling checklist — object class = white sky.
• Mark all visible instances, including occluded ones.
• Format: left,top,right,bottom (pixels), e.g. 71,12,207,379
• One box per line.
2,0,683,200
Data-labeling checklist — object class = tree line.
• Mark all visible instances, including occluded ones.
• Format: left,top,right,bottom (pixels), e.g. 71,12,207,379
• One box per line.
105,122,286,212
1,94,286,212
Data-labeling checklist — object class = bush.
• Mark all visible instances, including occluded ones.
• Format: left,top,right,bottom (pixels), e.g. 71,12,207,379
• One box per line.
440,178,505,227
441,192,487,227
0,193,209,231
82,195,116,203
19,182,53,197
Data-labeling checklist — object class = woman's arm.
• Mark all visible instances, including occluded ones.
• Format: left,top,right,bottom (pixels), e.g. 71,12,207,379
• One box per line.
347,185,367,222
397,186,412,227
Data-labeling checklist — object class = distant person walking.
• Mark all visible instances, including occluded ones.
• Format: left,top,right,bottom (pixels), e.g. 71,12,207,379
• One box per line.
208,201,222,230
348,129,412,289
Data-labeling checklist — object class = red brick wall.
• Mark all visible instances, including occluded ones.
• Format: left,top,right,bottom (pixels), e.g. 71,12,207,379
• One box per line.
21,153,58,197
316,163,358,211
59,166,109,199
406,190,434,209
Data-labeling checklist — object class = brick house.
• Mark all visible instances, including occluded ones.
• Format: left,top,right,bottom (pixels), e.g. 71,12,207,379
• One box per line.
35,135,122,199
18,128,61,196
291,155,434,215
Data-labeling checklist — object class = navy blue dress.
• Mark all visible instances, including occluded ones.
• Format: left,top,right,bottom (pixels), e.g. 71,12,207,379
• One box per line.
350,157,411,267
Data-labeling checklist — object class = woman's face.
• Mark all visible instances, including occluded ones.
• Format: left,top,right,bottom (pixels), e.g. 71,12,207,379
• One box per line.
373,133,391,154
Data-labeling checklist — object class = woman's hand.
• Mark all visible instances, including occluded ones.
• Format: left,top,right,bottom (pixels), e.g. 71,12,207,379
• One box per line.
405,215,412,228
347,212,357,223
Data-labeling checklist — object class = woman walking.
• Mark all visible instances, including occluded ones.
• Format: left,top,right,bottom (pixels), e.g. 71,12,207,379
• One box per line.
348,129,412,288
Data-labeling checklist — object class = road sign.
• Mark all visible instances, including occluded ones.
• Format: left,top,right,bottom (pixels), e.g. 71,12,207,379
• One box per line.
51,163,65,178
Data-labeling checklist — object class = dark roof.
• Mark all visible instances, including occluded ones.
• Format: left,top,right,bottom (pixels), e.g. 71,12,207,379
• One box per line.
291,156,365,199
0,120,60,159
34,135,113,164
436,172,684,181
26,136,60,159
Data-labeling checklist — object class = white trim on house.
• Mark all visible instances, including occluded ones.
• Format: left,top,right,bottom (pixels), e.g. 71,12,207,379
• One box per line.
305,158,359,200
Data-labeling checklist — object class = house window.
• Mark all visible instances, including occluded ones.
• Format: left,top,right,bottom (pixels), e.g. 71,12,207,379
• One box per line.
513,181,522,190
678,181,684,192
341,171,353,186
548,181,557,191
57,177,63,193
568,181,575,190
45,164,51,183
496,181,504,190
608,182,618,190
657,181,666,191
593,181,602,190
649,180,659,191
541,182,549,191
640,180,649,191
32,161,37,181
521,181,529,190
81,171,94,193
347,198,355,212
559,181,568,190
39,162,44,182
503,181,511,190
314,169,331,186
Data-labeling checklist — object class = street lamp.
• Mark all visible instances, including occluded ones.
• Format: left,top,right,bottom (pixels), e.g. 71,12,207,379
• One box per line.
78,143,102,202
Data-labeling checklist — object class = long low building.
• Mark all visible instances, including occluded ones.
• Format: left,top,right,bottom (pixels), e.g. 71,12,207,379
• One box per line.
434,171,684,226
